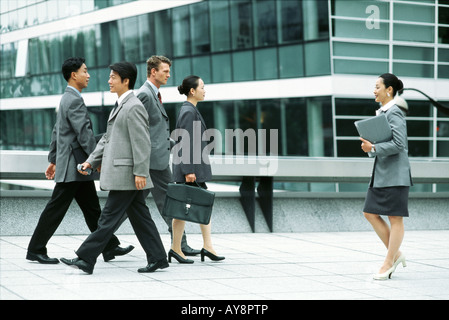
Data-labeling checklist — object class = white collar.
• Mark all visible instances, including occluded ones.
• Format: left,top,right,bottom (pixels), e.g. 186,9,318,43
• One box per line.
67,85,81,96
146,79,159,95
117,90,133,106
376,99,396,115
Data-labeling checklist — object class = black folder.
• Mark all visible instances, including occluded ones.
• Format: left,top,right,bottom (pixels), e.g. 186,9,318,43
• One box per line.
354,113,392,143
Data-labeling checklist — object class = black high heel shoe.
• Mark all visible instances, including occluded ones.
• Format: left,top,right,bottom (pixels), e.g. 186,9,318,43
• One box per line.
168,249,194,264
200,248,225,262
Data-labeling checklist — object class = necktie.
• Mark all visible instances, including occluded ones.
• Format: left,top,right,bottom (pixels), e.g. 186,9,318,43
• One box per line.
158,92,162,104
112,101,118,114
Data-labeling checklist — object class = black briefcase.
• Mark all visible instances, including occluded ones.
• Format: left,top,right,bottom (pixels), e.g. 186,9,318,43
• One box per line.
162,183,215,225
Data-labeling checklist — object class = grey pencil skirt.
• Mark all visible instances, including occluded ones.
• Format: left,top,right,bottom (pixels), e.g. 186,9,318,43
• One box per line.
363,186,410,217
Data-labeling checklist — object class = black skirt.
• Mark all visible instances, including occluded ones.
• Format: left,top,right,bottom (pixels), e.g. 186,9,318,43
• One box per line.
363,186,410,217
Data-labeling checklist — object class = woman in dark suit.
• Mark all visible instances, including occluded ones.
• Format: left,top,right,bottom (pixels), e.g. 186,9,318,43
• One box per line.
360,73,412,280
169,75,224,264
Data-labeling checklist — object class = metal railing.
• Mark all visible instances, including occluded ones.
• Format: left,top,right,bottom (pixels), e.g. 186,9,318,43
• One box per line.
1,151,448,231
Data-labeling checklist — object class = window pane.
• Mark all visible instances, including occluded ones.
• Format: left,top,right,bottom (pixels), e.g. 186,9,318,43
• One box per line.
284,98,308,155
232,50,254,81
438,65,449,78
439,48,449,62
190,1,210,54
333,19,389,40
212,53,232,83
305,41,331,76
437,141,449,157
172,6,191,57
409,140,432,157
393,62,434,77
335,98,377,116
254,48,278,80
105,21,122,64
279,0,302,43
337,140,366,157
118,17,140,62
192,55,211,84
394,3,434,23
254,0,277,47
279,44,304,78
336,119,359,136
407,120,432,137
405,100,433,117
332,0,389,19
394,24,434,43
439,6,449,24
154,10,172,57
260,99,281,155
439,27,449,44
172,57,191,86
1,43,17,79
393,45,434,61
303,0,329,40
437,121,449,137
83,27,98,67
138,14,153,62
230,0,253,49
333,42,389,59
210,1,231,52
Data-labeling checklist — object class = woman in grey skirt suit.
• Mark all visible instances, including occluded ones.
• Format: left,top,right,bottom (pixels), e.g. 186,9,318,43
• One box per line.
360,73,413,280
169,75,225,264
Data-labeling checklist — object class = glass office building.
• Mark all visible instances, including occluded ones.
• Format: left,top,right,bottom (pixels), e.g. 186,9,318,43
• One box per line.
1,0,448,191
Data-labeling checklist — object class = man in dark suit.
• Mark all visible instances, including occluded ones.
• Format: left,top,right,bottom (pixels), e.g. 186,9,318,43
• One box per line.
136,55,200,257
61,61,168,274
26,57,133,265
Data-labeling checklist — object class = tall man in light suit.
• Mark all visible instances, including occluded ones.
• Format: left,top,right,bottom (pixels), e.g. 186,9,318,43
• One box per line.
61,62,168,274
26,57,133,265
136,56,200,256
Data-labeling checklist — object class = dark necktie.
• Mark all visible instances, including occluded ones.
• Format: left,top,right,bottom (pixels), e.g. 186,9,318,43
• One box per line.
158,92,162,104
112,101,118,114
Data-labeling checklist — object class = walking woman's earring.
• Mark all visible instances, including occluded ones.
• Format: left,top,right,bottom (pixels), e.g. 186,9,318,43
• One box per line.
387,93,390,97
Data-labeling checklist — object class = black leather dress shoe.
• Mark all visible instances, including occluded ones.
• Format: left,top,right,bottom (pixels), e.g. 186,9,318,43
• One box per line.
60,257,94,275
26,252,59,264
182,245,201,256
137,259,169,273
103,245,135,262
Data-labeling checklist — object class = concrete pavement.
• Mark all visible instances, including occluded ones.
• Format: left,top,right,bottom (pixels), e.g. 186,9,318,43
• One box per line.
1,230,449,303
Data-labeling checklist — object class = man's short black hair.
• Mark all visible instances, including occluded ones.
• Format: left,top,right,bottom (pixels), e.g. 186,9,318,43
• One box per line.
62,57,85,82
109,61,138,90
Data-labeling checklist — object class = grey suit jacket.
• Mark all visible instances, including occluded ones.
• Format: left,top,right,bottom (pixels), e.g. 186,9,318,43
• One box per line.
135,81,172,170
87,92,152,191
369,105,413,188
49,87,98,183
172,101,212,183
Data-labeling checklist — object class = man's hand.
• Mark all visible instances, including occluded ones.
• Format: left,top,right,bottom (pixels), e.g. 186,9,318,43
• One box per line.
45,163,56,180
78,162,92,175
135,176,147,190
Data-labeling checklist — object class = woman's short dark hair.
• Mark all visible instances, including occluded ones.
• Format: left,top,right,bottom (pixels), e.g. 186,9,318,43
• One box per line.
109,61,138,90
177,75,200,96
379,73,404,97
62,57,85,82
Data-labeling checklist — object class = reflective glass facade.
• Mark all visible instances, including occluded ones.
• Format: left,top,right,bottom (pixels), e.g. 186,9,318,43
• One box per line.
1,0,330,98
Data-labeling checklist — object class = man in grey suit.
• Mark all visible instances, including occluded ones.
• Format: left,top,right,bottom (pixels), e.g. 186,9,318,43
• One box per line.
136,55,200,257
26,57,133,265
61,61,168,274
